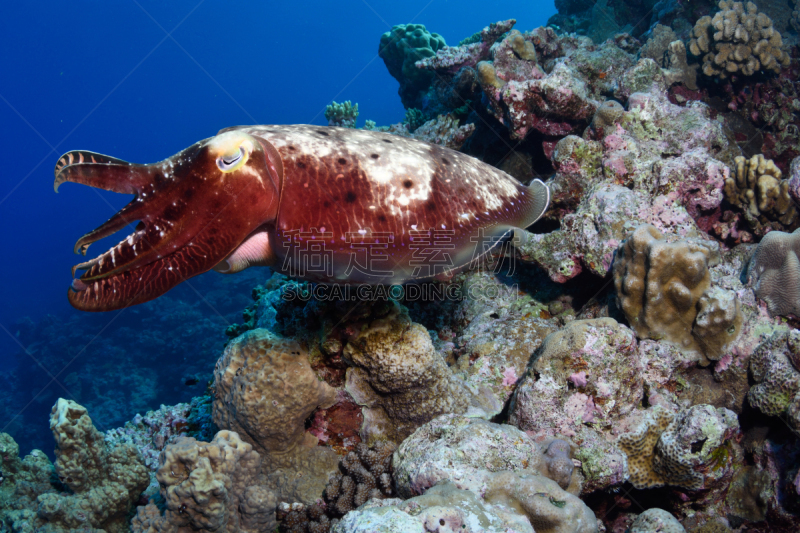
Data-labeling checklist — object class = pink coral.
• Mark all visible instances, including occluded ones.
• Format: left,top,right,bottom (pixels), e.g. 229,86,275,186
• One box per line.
502,366,518,387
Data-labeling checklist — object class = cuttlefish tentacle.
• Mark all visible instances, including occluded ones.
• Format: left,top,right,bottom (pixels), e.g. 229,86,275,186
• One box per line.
55,126,548,312
54,150,154,194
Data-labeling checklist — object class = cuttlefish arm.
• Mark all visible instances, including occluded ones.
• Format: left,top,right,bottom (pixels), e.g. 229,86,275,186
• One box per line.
54,131,282,311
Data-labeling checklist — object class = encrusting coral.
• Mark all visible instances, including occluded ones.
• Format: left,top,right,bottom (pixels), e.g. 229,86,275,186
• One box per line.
748,330,800,427
331,474,598,533
630,508,686,533
689,1,790,79
618,404,739,491
724,154,798,236
613,224,742,365
508,318,640,493
393,414,581,498
131,430,277,533
0,399,149,533
742,227,800,316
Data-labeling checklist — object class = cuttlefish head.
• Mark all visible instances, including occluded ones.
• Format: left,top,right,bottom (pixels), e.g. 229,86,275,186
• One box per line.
54,130,283,311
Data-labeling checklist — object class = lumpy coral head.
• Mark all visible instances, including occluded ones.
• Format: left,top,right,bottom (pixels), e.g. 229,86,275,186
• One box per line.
743,228,800,317
54,130,282,311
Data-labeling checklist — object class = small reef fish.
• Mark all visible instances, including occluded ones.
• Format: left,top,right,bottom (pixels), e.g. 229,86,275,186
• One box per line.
54,125,549,311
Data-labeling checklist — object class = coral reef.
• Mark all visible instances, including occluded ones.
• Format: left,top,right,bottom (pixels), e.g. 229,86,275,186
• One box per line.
378,24,446,108
742,227,800,316
131,430,276,533
324,101,359,128
1,399,149,533
508,318,639,493
514,86,735,283
613,224,742,364
1,268,261,458
724,154,798,236
381,113,475,150
689,1,790,79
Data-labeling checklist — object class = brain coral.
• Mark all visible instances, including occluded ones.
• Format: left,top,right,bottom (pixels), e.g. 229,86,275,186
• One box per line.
742,227,800,316
132,430,276,533
689,1,790,78
613,224,742,364
724,154,797,236
378,24,446,108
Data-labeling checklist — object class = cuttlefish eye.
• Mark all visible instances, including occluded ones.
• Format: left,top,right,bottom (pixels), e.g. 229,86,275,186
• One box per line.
217,146,247,172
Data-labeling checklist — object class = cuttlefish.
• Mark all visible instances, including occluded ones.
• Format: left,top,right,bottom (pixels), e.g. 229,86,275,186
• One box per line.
55,125,549,311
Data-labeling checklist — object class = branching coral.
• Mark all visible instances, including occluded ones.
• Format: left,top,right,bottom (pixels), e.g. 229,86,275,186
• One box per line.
689,1,790,78
742,227,800,316
324,101,359,128
613,224,742,364
324,441,395,516
724,154,798,235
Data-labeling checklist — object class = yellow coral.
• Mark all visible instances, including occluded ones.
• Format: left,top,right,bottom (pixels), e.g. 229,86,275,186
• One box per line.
689,1,789,79
613,225,742,365
724,154,797,230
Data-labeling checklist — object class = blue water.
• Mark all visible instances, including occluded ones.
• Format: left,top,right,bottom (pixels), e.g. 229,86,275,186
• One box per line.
0,0,554,453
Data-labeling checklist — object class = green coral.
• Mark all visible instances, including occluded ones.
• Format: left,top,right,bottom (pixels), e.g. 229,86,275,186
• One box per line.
324,100,359,128
379,23,446,108
0,400,148,533
403,107,427,132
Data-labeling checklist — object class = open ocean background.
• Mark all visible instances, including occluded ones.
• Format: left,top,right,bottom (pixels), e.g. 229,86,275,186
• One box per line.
0,0,555,455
